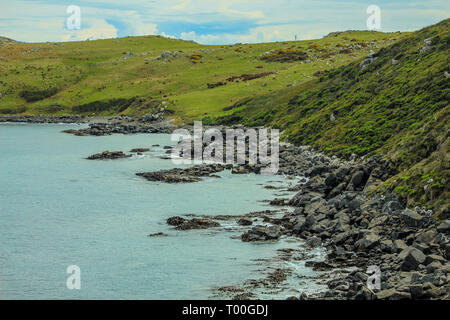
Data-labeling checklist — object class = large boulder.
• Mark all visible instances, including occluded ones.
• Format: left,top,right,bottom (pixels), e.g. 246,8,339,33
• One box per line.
376,289,411,300
399,247,426,271
356,232,380,250
241,225,281,242
437,220,450,233
400,209,423,227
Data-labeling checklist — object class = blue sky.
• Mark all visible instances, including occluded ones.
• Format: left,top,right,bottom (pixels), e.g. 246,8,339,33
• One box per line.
0,0,449,44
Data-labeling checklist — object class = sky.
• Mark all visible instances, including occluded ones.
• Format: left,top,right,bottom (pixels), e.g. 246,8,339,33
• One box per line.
0,0,449,44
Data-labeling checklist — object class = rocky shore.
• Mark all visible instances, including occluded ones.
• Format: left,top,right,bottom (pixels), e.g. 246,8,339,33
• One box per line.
5,115,448,299
0,115,87,123
158,145,449,300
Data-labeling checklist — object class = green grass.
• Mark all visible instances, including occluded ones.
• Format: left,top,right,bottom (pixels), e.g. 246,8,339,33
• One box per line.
0,31,406,122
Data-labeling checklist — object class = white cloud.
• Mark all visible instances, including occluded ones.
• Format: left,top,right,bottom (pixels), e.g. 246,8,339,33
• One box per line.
61,19,118,41
0,0,448,44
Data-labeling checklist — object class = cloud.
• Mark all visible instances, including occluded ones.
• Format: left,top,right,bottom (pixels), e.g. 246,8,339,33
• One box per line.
61,19,118,41
0,0,448,44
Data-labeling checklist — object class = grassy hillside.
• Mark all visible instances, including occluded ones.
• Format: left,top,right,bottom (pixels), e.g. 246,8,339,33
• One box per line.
214,19,449,217
0,31,406,120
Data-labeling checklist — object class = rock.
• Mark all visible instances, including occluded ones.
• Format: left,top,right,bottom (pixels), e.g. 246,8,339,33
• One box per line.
130,148,150,153
175,218,220,230
241,225,281,242
416,230,437,244
87,150,132,160
399,247,426,271
356,233,380,250
393,239,408,253
237,218,253,226
354,287,374,300
426,261,442,274
147,232,168,237
306,236,322,247
348,197,362,212
382,200,403,215
437,220,450,233
424,254,446,265
376,289,411,300
325,173,338,188
423,282,444,298
369,215,388,228
400,209,423,227
137,164,229,183
167,216,186,226
350,171,365,187
409,284,424,299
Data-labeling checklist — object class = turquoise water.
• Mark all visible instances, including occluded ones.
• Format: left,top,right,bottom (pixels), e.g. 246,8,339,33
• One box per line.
0,123,321,299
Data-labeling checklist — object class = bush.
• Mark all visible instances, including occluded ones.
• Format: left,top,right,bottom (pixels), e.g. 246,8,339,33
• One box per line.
19,87,58,102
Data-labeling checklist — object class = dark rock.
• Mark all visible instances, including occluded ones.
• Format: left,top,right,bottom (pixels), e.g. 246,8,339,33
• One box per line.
175,218,220,230
437,220,450,233
306,236,322,247
399,247,426,271
167,216,186,226
356,233,380,250
400,209,423,227
130,148,150,153
351,171,365,187
87,150,132,160
242,225,281,242
237,218,253,226
147,232,169,237
376,289,411,300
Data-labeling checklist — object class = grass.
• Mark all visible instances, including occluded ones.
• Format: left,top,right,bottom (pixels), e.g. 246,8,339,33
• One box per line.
0,31,406,120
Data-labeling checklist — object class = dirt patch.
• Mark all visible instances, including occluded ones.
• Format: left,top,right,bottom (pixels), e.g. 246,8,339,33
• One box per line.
261,49,308,63
207,72,274,89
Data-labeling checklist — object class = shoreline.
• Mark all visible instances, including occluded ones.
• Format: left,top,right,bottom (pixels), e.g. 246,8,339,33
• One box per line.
2,115,449,300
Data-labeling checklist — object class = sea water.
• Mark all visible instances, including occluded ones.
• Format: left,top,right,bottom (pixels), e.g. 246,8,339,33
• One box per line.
0,123,324,299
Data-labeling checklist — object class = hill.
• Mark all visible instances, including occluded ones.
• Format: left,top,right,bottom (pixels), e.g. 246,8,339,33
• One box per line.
0,31,405,117
209,19,449,217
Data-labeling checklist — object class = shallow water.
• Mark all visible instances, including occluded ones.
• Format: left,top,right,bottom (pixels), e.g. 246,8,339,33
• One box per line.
0,123,324,299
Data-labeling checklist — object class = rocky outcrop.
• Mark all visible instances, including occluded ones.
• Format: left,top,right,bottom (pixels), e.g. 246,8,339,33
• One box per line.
241,225,282,242
166,216,220,230
87,150,132,160
137,164,232,183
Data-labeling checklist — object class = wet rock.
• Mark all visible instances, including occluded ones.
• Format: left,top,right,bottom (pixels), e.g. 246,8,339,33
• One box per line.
167,217,220,230
130,148,150,153
167,216,186,226
237,218,253,226
147,232,168,237
87,150,132,160
306,236,322,247
241,225,281,242
137,164,230,183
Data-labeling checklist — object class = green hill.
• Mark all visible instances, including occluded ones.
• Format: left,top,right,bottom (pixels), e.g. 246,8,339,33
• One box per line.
0,31,405,119
210,19,449,217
